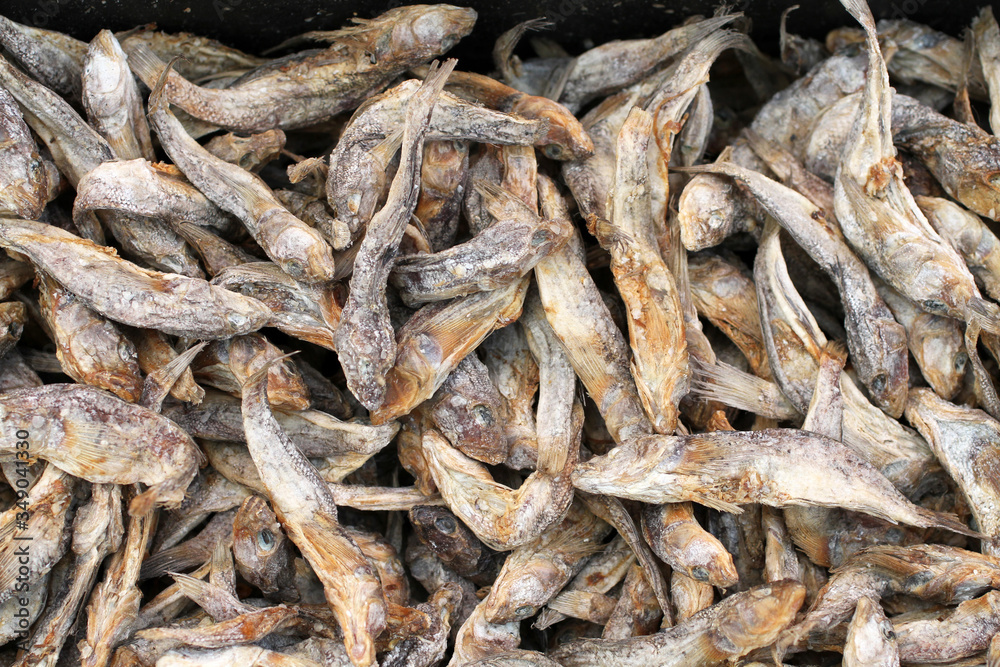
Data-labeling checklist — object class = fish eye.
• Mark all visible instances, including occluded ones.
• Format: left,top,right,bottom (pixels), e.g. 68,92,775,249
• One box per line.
955,352,969,371
870,373,887,395
691,566,709,582
257,528,275,551
434,515,457,533
514,605,534,618
921,299,945,313
471,404,494,426
543,145,566,160
882,626,896,641
530,230,552,248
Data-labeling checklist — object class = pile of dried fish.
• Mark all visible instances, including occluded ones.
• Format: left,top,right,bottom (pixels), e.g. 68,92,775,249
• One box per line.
7,0,1000,663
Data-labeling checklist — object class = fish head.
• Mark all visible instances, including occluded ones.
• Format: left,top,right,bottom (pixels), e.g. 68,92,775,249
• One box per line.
233,494,297,598
409,505,470,559
483,559,561,624
713,581,806,654
379,5,477,63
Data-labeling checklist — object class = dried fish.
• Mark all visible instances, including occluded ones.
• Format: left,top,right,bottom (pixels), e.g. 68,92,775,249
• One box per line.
74,159,236,236
126,5,476,131
641,502,738,589
232,495,298,601
371,276,529,425
334,61,453,410
572,427,975,537
592,106,688,434
147,63,336,285
549,581,805,667
435,68,593,159
36,271,143,403
241,362,385,666
0,220,270,339
78,488,155,667
82,30,154,162
211,262,340,350
905,388,1000,555
391,182,569,306
205,130,285,172
534,176,652,444
0,16,86,97
192,334,309,411
0,384,201,514
409,505,496,585
896,590,1000,663
779,544,1000,653
873,277,966,401
413,139,469,252
682,160,908,417
0,87,58,220
843,596,899,667
0,465,74,605
327,76,546,248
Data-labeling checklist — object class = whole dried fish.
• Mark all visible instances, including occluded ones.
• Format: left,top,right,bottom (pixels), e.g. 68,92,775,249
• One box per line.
36,271,143,403
146,65,336,285
241,362,385,666
0,87,58,220
572,427,975,537
82,30,154,162
0,219,271,339
334,61,453,410
126,5,476,131
779,544,1000,653
843,596,899,667
549,581,805,667
74,159,236,236
391,182,570,306
592,107,688,434
534,176,652,444
0,384,201,514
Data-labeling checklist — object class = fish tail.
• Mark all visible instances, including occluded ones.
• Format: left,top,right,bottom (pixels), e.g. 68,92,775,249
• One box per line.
969,296,1000,336
125,42,168,91
913,505,981,539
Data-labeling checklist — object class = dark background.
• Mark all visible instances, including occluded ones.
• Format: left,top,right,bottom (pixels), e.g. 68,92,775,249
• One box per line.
1,0,996,60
